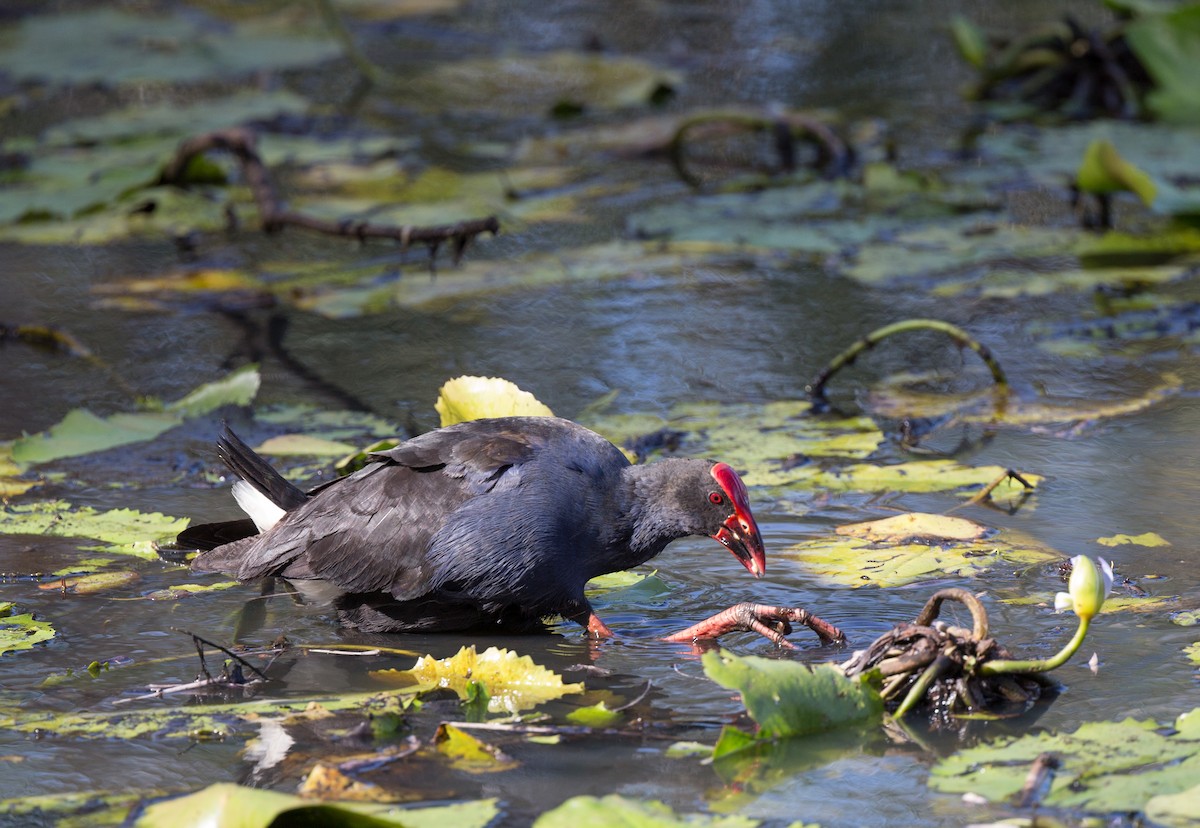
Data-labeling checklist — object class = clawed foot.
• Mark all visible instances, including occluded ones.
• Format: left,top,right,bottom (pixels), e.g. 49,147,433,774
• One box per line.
663,602,846,649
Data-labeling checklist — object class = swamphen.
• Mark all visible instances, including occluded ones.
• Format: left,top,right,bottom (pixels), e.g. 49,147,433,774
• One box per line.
182,418,842,645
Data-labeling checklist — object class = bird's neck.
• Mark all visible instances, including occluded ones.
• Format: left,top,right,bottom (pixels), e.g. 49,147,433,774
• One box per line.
615,460,702,567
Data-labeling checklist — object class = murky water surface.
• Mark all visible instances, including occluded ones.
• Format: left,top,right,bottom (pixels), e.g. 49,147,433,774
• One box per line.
3,1,1199,825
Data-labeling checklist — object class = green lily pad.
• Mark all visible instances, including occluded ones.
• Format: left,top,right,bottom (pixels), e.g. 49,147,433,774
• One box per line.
565,701,624,728
533,794,761,828
783,526,1058,588
134,783,498,828
928,710,1200,814
254,434,360,457
0,688,415,741
2,9,340,86
407,51,680,114
1146,782,1200,828
142,582,240,601
11,365,259,465
371,646,584,714
702,650,882,746
0,501,188,560
434,724,519,773
0,604,56,656
1097,531,1171,547
0,789,149,827
40,571,140,596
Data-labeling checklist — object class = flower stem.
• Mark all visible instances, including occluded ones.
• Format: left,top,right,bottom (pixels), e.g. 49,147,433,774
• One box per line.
978,617,1090,676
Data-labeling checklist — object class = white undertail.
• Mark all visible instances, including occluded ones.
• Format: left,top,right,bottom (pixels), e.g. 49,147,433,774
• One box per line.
232,479,287,532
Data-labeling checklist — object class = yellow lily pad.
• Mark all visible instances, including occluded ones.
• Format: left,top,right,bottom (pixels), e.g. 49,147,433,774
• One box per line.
0,604,56,657
0,500,188,560
1097,531,1171,548
255,434,360,457
435,376,554,426
37,571,140,595
835,513,992,543
783,527,1058,588
434,724,519,773
372,645,584,714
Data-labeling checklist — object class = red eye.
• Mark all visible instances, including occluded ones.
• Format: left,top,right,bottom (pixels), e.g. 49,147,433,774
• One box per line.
709,492,724,505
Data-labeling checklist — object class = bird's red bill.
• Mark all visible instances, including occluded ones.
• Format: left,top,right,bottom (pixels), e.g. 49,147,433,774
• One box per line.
709,463,766,577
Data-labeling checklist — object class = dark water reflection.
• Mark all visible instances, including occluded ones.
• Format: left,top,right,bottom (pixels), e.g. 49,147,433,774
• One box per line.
4,0,1200,825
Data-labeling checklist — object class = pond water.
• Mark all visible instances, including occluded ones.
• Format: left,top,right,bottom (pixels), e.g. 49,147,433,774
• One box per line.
3,1,1200,825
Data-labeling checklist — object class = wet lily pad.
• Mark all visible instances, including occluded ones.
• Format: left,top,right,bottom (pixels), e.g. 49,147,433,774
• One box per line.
11,365,259,466
928,709,1200,814
0,689,415,741
135,782,497,828
38,571,140,595
534,795,761,828
1097,531,1171,547
407,52,680,114
1126,5,1200,123
435,376,554,426
142,582,240,601
702,650,882,748
0,603,56,657
0,501,189,560
0,789,149,827
254,434,360,457
434,724,519,773
372,646,584,714
2,8,340,86
565,701,623,728
836,513,993,543
783,525,1059,588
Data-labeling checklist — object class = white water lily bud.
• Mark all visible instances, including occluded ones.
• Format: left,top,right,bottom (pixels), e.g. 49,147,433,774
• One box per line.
1065,555,1113,621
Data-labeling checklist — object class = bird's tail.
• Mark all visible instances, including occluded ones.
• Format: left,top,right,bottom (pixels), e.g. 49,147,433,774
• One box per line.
174,425,309,553
217,425,308,523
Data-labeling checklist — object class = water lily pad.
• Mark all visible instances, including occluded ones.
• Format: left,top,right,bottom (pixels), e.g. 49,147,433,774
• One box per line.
1097,531,1171,547
0,688,414,741
38,571,140,595
11,365,259,465
565,701,623,728
783,526,1058,588
534,794,760,828
407,51,680,114
434,724,519,773
928,710,1200,814
435,376,554,426
372,646,584,714
836,513,993,543
0,604,56,656
0,790,148,827
135,782,496,828
0,501,189,560
1126,5,1200,123
3,9,340,86
254,434,360,457
702,650,881,750
143,582,240,601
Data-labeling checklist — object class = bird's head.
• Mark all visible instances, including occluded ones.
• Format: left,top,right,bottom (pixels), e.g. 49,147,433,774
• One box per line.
704,462,766,578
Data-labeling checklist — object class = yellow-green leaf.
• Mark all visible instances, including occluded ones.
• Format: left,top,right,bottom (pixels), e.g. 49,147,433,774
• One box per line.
1097,531,1171,548
373,645,584,713
1077,139,1158,206
435,376,554,426
434,724,519,773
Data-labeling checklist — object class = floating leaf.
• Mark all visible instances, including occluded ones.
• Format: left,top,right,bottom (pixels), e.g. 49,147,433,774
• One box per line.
434,724,519,773
38,571,140,595
0,689,414,741
1097,531,1171,547
928,711,1200,813
435,376,554,426
11,366,259,465
702,650,882,744
565,702,623,728
4,9,340,85
783,526,1058,588
296,763,396,802
0,501,188,560
835,513,992,543
0,790,147,826
533,794,761,828
143,582,240,601
373,646,583,713
0,604,56,657
135,782,497,828
408,52,680,114
255,434,359,457
950,16,988,69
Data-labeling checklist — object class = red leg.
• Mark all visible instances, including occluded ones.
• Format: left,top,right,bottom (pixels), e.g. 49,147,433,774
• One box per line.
663,603,845,648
